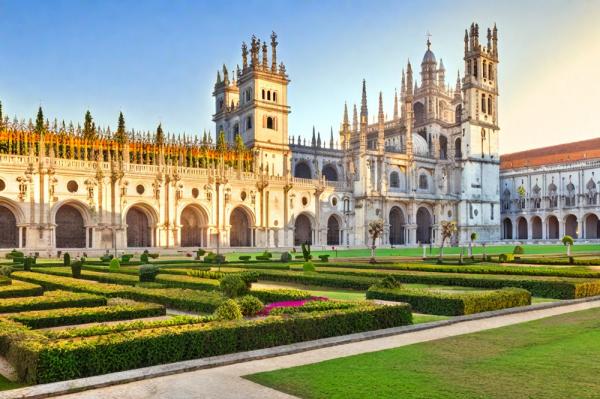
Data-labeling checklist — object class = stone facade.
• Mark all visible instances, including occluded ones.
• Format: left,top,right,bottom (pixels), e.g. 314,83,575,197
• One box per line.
500,138,600,242
0,23,501,255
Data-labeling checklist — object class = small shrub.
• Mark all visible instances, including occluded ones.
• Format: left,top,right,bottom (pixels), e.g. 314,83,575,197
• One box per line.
109,258,121,271
214,254,226,264
236,295,264,317
140,253,149,264
63,252,71,266
121,254,133,263
239,271,259,289
301,243,312,261
148,253,160,259
139,265,159,282
219,274,248,298
239,255,251,262
23,256,34,271
513,245,524,255
100,254,113,262
0,265,14,277
499,253,515,262
378,275,401,289
5,249,24,259
71,261,82,278
318,254,330,262
203,252,216,264
303,261,316,273
569,256,575,264
562,235,574,246
196,249,206,259
213,299,243,321
280,252,292,263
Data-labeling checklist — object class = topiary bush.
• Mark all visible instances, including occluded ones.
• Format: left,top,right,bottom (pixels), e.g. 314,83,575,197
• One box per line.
239,255,251,262
148,253,160,259
23,256,34,271
71,261,82,278
121,254,133,263
213,298,243,321
140,253,149,264
63,252,71,266
109,258,121,271
513,245,524,255
301,242,312,261
6,249,24,259
139,265,159,282
236,295,264,317
303,261,316,273
196,249,206,260
318,254,330,262
378,275,401,289
499,253,515,262
0,265,14,277
280,252,292,263
219,274,248,298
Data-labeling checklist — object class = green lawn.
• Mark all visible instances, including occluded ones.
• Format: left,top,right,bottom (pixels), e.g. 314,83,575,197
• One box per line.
247,307,600,399
0,375,24,391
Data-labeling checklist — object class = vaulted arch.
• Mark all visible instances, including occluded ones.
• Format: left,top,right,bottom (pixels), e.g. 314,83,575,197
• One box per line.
326,215,341,245
389,206,405,245
322,164,338,181
416,207,432,244
180,205,209,247
294,213,313,246
294,161,312,179
56,204,86,248
502,218,513,240
0,205,18,249
517,217,528,240
230,206,253,247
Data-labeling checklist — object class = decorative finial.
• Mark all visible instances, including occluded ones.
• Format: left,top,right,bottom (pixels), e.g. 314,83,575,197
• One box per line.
426,31,432,49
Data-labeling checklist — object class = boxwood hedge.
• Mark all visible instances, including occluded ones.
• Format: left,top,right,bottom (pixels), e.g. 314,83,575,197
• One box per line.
0,280,43,299
12,303,412,383
366,287,531,316
0,291,106,314
9,302,165,329
0,276,10,286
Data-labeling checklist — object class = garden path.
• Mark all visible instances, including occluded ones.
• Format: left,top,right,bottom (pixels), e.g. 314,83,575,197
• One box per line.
48,298,600,399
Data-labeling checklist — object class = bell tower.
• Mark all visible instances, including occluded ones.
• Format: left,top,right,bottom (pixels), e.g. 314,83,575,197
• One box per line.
457,22,501,242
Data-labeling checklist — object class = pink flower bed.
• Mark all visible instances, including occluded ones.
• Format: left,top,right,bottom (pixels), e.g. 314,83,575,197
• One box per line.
259,296,328,316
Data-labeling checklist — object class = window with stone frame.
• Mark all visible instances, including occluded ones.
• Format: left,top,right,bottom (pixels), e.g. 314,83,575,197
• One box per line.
502,188,511,210
531,184,541,209
586,178,597,205
565,182,576,207
547,183,558,208
390,171,400,189
418,174,428,190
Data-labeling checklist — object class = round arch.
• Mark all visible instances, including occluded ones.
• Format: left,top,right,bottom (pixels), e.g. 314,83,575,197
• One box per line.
584,213,600,239
294,161,312,179
0,205,18,249
546,215,560,240
125,203,158,248
389,206,406,245
502,218,513,240
326,214,341,245
229,206,253,247
322,164,338,181
55,203,87,249
531,216,542,240
180,205,209,247
564,214,578,239
294,213,313,246
517,217,528,240
416,206,432,244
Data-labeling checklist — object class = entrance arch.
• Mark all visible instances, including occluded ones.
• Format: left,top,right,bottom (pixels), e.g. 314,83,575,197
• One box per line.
180,206,208,247
56,204,86,248
230,207,252,247
585,214,600,239
322,164,338,181
531,216,542,240
294,214,313,246
294,162,312,179
416,207,432,244
126,206,152,247
547,215,559,239
517,217,528,240
326,215,340,245
389,206,405,245
0,205,18,248
565,214,578,238
503,218,513,240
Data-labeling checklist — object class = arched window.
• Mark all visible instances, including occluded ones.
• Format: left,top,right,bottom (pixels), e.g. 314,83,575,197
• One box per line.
473,61,478,78
273,92,277,102
488,97,493,115
483,60,487,78
245,89,251,102
262,89,265,100
246,116,252,130
455,105,462,124
488,64,493,81
419,174,428,190
390,172,400,188
454,137,462,158
267,91,271,101
481,94,486,113
266,116,274,130
439,135,448,160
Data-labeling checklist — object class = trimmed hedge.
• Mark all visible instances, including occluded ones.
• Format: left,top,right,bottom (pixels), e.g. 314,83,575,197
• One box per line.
15,304,412,383
0,291,106,313
255,270,379,290
9,302,165,329
155,274,220,291
366,287,531,316
0,280,43,299
36,267,140,285
0,276,11,286
12,272,224,313
251,288,313,304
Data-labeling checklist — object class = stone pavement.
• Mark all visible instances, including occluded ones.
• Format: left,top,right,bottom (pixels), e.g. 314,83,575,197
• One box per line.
32,298,600,399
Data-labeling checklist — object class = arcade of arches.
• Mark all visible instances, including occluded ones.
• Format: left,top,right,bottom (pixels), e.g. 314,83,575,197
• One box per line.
501,214,600,240
0,205,18,248
230,207,252,247
180,206,208,247
55,204,86,249
126,206,152,248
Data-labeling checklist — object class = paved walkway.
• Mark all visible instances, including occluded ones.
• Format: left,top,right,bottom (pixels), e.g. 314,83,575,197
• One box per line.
43,299,600,399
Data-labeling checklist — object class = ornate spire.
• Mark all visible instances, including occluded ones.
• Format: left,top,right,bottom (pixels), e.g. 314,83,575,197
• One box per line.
270,31,278,72
311,126,316,147
317,131,321,148
352,104,358,133
222,65,229,85
241,42,248,68
378,92,384,122
360,79,368,122
393,89,399,120
406,60,413,97
262,41,268,69
330,127,334,149
455,70,462,95
401,69,406,97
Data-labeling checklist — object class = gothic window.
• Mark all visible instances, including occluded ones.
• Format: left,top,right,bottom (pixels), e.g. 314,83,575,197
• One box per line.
488,97,493,116
491,203,494,220
419,174,428,190
218,98,224,110
473,61,478,78
246,116,252,130
548,183,558,208
454,137,462,158
266,116,274,130
439,135,448,159
455,105,462,124
566,182,576,207
245,89,251,102
483,60,487,78
233,123,239,135
587,178,598,205
390,172,400,188
532,184,541,209
481,94,486,113
502,188,511,210
488,64,493,81
467,60,471,76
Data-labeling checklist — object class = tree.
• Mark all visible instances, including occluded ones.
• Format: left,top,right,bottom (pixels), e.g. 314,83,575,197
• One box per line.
438,220,457,263
216,130,227,152
115,112,126,144
562,235,574,256
234,133,245,151
156,123,164,146
83,110,96,141
367,219,384,263
35,106,45,134
469,232,477,258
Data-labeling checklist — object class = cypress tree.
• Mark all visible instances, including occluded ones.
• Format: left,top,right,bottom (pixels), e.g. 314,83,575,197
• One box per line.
83,110,96,141
35,107,44,134
156,123,164,146
115,112,126,143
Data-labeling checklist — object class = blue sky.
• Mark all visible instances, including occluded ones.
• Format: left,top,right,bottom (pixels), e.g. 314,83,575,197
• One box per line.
0,0,598,153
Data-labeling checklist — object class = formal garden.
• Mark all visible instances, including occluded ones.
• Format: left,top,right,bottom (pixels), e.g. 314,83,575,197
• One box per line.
1,240,600,393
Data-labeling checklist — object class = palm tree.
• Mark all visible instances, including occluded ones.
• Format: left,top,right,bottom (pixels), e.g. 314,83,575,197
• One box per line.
368,219,384,264
439,221,457,263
